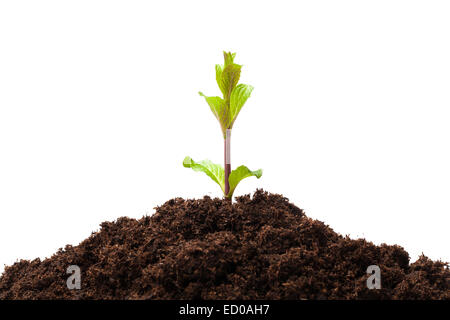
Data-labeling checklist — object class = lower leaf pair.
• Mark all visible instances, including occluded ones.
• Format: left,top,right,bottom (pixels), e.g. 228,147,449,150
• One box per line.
183,156,262,199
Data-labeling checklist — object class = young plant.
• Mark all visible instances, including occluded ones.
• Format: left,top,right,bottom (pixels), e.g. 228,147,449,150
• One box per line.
183,51,262,200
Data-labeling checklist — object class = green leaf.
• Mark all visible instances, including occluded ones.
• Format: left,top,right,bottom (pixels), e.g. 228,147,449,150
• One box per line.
217,52,236,96
198,92,228,134
221,63,241,100
223,51,236,67
227,165,263,198
183,156,225,193
229,84,254,128
215,64,225,96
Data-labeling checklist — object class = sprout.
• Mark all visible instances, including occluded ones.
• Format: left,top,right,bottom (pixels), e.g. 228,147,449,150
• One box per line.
183,51,262,199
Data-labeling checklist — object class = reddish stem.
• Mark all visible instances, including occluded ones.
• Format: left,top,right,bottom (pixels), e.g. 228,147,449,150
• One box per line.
224,129,231,199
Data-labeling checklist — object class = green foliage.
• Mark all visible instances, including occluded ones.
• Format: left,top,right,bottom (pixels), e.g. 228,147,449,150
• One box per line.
228,165,263,198
200,51,253,137
229,84,254,128
183,157,262,199
184,51,262,199
198,92,228,132
183,157,225,193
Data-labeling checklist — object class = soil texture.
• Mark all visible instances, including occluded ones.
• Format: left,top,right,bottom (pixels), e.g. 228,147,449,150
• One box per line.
0,190,448,300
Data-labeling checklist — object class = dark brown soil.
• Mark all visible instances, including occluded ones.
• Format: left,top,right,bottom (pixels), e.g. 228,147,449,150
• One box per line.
0,190,448,300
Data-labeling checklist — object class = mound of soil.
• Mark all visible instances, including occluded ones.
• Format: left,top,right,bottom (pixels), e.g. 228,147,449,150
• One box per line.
0,190,448,300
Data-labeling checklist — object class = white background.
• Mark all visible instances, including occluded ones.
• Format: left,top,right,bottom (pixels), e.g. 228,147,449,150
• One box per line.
1,1,449,273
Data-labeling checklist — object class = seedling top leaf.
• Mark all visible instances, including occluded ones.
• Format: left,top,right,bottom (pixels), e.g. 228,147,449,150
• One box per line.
199,52,253,137
184,51,262,199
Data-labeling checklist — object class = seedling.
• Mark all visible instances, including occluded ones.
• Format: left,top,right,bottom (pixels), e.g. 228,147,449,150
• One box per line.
183,51,262,200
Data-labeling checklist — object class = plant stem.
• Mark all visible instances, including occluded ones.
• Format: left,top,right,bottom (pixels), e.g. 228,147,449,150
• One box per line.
224,129,231,199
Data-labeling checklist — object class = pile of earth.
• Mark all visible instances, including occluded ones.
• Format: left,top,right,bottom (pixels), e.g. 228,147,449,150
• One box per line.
0,190,448,299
